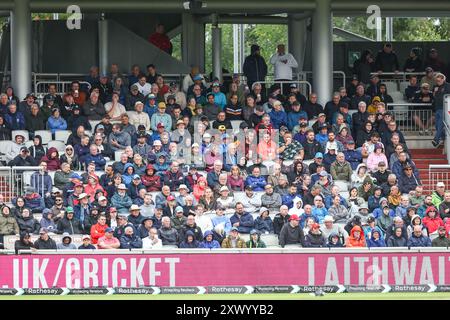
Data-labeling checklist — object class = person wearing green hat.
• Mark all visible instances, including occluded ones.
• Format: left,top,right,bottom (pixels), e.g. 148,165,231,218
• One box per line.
56,206,83,234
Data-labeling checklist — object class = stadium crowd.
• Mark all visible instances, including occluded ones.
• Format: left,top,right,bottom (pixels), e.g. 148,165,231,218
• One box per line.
0,41,449,253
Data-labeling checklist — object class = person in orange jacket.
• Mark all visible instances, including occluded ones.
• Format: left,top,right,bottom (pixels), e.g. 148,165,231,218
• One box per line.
90,214,108,245
345,225,366,247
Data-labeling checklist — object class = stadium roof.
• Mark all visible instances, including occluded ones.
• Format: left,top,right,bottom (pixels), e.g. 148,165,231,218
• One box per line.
0,0,449,13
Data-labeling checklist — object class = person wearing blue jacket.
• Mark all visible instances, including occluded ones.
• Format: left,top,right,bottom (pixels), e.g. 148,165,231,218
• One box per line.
407,225,432,247
211,83,227,109
5,103,26,130
119,226,143,249
111,184,133,214
366,226,386,247
122,163,135,186
230,203,254,234
199,230,221,249
254,207,274,234
343,141,362,170
368,187,383,212
282,185,302,209
47,108,67,134
269,100,288,129
312,197,328,224
245,167,267,191
287,102,308,131
179,230,200,248
211,206,232,235
83,145,106,171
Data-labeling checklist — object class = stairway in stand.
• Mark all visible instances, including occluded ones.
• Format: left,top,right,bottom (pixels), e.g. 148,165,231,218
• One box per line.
410,148,448,193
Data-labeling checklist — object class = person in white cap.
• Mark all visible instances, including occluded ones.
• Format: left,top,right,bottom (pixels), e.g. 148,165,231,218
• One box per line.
111,184,133,214
216,186,235,213
176,184,194,206
320,215,349,242
128,100,150,130
432,182,446,208
128,204,144,229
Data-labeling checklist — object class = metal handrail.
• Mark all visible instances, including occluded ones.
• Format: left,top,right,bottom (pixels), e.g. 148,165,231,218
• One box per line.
258,80,312,96
35,81,91,97
386,103,432,107
299,71,346,88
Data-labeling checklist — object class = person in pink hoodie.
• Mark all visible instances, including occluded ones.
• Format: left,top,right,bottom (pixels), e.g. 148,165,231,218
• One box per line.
366,143,388,172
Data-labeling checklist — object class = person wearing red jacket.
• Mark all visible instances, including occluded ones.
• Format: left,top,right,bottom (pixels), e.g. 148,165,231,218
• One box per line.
90,214,108,245
148,24,172,55
84,175,106,202
141,164,161,192
422,206,444,236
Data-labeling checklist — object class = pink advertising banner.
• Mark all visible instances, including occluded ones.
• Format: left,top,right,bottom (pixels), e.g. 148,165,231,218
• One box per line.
1,252,449,288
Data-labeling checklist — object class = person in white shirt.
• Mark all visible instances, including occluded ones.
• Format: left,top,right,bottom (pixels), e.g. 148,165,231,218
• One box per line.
127,101,151,130
194,205,213,232
142,227,163,249
270,44,298,94
133,75,152,97
104,92,126,121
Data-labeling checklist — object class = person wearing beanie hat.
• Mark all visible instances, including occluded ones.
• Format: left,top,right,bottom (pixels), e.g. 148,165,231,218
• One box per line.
56,232,77,250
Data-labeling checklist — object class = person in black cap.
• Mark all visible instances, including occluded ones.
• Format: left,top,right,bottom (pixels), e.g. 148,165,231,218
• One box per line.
8,146,37,167
243,44,268,89
67,103,91,133
18,93,36,115
375,42,400,73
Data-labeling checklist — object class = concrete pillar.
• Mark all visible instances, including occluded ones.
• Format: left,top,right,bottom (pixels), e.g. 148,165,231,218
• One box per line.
211,15,222,82
98,17,109,75
182,13,205,72
288,14,307,74
312,0,333,106
11,0,31,100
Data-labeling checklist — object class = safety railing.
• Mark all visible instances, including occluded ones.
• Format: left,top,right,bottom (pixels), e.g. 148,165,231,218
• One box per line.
0,167,12,203
428,164,450,192
258,80,312,97
369,71,426,81
386,103,434,135
298,71,346,89
35,81,92,99
10,166,46,199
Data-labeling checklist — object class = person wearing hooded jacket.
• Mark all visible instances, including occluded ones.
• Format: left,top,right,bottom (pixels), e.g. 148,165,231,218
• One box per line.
28,135,47,164
41,147,61,171
345,225,366,247
40,208,58,233
246,229,267,248
56,208,83,234
387,226,408,247
254,207,274,234
56,233,77,250
327,232,344,248
178,230,200,248
199,230,221,249
422,206,444,237
366,227,386,247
